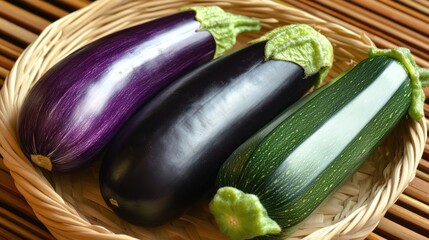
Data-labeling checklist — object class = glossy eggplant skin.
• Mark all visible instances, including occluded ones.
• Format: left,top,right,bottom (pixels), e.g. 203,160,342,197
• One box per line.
100,41,318,226
18,11,215,172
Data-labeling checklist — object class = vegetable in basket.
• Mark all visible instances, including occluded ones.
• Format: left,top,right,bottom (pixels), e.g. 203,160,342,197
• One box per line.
18,6,260,173
209,48,429,240
99,24,333,226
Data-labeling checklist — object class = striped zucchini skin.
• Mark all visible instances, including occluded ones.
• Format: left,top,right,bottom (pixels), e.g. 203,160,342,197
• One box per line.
215,56,412,236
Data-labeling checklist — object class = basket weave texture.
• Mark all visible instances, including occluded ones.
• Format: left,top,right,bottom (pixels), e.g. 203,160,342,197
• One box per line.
0,0,426,239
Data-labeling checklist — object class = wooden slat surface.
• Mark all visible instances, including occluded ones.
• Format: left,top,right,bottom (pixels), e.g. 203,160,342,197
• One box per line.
0,1,428,239
0,1,51,33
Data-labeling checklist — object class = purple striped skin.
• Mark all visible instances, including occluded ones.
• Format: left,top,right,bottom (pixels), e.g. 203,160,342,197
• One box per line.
18,11,215,173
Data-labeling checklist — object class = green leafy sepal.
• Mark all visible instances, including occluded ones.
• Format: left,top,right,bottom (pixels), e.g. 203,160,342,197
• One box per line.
369,47,429,120
181,6,260,58
251,24,334,88
209,187,281,240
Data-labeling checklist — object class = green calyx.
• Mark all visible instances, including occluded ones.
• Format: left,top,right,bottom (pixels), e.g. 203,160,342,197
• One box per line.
209,187,281,240
251,24,334,88
369,47,429,120
181,6,260,59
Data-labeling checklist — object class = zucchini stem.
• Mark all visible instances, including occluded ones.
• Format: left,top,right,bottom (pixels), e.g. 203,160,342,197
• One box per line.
369,47,429,120
209,187,281,240
419,68,429,87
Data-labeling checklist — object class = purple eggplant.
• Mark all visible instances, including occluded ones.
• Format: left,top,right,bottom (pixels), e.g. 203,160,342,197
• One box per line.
18,6,259,173
100,24,333,226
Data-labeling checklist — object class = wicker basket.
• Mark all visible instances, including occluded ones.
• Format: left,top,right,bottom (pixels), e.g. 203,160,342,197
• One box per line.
0,0,426,239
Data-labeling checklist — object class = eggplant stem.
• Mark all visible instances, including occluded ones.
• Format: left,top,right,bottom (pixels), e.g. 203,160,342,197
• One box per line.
249,24,334,88
181,6,260,58
229,13,262,36
30,154,52,171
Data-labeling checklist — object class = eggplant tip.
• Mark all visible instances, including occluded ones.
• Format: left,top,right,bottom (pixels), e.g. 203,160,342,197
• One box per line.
109,198,119,208
31,154,52,171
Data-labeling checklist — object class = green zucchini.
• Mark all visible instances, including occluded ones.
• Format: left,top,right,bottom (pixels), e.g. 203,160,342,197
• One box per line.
209,48,429,240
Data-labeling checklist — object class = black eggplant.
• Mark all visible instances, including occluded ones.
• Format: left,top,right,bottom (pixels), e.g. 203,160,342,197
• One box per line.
100,24,334,226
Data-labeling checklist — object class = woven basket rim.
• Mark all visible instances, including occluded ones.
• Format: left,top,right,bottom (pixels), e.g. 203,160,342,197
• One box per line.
0,0,426,239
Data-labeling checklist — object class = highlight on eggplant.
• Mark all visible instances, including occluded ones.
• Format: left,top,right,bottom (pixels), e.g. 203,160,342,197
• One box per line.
99,24,333,226
18,6,260,173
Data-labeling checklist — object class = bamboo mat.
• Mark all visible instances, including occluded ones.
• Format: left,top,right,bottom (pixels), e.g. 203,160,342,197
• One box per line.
0,1,428,239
